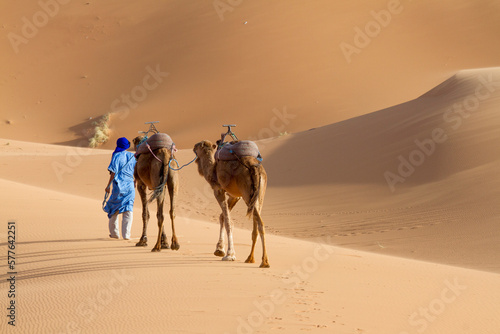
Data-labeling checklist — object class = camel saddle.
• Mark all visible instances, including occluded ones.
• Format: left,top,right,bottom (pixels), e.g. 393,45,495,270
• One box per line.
135,133,174,156
215,140,263,162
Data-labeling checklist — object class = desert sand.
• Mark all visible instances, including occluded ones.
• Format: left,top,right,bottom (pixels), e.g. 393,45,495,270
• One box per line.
1,1,500,333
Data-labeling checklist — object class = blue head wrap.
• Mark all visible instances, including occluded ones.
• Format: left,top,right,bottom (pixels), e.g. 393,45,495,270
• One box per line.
113,137,130,155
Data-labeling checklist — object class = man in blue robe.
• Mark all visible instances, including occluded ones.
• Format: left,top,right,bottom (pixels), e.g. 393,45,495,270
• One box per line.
104,137,137,239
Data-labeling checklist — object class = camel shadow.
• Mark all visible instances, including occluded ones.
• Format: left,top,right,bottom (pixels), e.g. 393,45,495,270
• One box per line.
0,237,221,282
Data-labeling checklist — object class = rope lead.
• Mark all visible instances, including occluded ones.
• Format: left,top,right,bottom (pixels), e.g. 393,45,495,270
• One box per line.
168,153,198,171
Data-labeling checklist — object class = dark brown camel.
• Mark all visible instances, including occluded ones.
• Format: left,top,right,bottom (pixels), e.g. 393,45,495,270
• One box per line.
133,136,179,252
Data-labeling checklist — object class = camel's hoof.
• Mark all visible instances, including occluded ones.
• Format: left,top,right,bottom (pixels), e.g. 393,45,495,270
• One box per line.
151,247,161,252
259,262,270,268
161,243,170,249
222,255,236,261
245,256,255,264
171,242,180,251
214,249,226,257
136,241,148,247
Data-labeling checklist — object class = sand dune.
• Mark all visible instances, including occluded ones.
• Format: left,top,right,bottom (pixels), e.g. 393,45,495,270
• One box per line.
2,67,500,333
260,67,500,271
2,0,500,333
2,0,500,148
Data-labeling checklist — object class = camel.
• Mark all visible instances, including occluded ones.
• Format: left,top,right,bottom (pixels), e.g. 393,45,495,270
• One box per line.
193,140,270,268
133,135,179,252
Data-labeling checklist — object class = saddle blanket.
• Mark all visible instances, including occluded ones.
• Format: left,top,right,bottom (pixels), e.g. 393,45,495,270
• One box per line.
215,140,262,161
136,133,174,155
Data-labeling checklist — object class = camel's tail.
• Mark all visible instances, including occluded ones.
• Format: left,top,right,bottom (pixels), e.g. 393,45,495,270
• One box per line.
247,163,265,217
149,148,170,203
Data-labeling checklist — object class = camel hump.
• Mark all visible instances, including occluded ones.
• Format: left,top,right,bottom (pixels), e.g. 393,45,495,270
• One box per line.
136,133,174,155
215,140,263,161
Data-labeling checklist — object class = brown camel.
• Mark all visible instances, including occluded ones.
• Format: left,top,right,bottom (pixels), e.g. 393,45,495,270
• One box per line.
133,136,179,252
193,140,270,268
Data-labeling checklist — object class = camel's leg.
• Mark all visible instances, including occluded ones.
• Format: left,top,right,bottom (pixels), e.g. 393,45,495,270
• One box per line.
214,189,235,261
152,191,165,252
161,177,169,249
135,182,149,247
160,173,171,249
245,216,258,264
254,208,270,268
214,196,239,257
246,188,263,264
214,214,226,257
160,230,169,249
168,169,180,251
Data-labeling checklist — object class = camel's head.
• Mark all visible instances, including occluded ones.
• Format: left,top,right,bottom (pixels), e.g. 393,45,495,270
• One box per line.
193,140,217,156
132,136,146,151
193,140,217,176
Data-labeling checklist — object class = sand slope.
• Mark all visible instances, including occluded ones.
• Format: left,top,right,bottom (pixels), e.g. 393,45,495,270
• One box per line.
260,67,500,272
